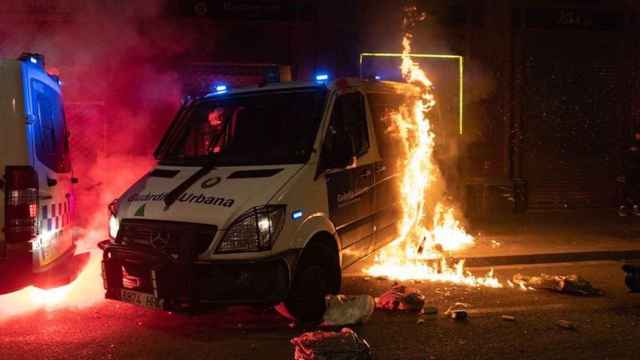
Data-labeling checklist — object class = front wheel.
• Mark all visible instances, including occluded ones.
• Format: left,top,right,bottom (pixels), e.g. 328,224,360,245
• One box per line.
285,243,340,323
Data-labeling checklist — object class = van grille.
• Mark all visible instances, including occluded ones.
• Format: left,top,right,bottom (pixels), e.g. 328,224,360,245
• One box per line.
117,219,217,257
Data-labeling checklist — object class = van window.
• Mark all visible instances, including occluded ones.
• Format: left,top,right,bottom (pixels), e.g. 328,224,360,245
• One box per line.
330,92,369,157
161,88,327,166
31,79,71,173
367,93,407,159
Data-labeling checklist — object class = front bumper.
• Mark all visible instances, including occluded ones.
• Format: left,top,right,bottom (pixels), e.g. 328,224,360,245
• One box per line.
100,240,300,312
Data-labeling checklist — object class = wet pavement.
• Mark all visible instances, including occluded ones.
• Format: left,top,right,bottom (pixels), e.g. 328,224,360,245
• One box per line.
2,261,640,359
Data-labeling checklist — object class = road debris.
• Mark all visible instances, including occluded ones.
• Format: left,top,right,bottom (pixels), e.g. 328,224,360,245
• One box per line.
376,285,426,311
501,315,516,322
450,310,468,321
622,264,640,292
512,273,602,296
556,320,577,330
291,328,373,360
444,303,470,321
322,295,376,327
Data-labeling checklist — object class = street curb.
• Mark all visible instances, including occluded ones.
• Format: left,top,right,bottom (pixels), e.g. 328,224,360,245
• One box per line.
458,250,640,267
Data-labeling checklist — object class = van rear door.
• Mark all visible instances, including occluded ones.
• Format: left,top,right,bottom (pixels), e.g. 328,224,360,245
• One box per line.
24,66,74,271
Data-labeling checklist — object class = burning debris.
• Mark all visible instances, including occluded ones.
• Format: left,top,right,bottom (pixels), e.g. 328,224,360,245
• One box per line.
291,328,373,360
363,8,501,288
511,274,602,296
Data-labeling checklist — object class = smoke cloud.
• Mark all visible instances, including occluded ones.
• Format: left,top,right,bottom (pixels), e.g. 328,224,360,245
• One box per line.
0,0,192,317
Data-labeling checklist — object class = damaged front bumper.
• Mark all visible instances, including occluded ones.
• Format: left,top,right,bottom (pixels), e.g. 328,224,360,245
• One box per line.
100,240,299,312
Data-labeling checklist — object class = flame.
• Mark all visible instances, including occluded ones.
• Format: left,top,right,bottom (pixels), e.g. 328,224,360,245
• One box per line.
364,12,500,288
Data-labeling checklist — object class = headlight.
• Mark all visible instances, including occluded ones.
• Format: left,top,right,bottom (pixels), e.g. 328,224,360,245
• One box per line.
217,205,286,253
108,199,120,240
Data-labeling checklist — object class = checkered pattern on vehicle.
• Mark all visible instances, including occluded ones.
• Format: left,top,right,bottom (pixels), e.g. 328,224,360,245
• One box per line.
41,199,71,232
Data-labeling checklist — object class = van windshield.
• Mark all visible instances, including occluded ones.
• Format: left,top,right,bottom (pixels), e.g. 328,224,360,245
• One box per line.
159,88,327,166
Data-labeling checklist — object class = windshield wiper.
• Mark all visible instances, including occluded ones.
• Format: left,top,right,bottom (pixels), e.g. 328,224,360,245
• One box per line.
163,115,230,209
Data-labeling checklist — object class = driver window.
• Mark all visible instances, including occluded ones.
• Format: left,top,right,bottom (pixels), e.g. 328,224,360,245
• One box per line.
328,92,369,157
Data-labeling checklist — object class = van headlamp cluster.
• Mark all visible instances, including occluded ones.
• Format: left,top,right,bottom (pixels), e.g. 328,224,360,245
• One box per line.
217,205,286,253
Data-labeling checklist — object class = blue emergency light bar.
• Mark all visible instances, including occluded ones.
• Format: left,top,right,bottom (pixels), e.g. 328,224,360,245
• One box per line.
215,85,228,93
315,74,329,82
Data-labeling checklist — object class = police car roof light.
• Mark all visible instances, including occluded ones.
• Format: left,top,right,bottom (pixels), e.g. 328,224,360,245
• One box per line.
315,74,329,82
19,52,45,67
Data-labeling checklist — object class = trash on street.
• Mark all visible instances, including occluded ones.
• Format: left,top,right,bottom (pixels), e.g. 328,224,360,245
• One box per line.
622,264,640,292
375,284,426,311
291,328,373,360
513,274,602,296
444,303,470,321
322,295,375,327
556,320,577,330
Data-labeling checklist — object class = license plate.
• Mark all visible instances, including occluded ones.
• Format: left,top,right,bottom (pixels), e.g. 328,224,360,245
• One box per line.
120,289,164,310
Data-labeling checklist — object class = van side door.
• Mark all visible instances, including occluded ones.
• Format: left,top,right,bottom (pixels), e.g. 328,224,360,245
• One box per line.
368,92,405,251
321,91,375,267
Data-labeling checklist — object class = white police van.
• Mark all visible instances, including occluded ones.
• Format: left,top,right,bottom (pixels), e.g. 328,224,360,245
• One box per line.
0,53,80,294
101,76,418,321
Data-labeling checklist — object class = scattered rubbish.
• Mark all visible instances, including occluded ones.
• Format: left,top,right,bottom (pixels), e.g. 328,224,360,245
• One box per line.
556,320,576,330
376,285,426,311
450,310,468,321
501,315,516,322
622,264,640,292
322,295,375,327
512,273,602,296
444,302,470,315
291,328,373,360
444,303,469,321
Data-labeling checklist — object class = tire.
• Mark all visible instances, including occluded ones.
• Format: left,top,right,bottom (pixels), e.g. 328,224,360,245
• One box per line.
285,242,341,323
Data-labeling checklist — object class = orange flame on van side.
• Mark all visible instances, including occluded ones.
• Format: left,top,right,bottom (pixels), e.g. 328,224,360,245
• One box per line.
364,13,500,288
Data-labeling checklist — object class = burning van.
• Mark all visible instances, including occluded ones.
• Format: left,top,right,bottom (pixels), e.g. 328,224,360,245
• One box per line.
100,76,418,321
0,54,84,294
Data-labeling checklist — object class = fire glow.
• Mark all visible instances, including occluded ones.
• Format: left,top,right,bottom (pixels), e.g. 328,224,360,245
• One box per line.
365,10,501,288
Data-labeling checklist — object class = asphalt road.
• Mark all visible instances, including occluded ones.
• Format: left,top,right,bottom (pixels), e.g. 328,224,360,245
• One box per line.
1,260,640,360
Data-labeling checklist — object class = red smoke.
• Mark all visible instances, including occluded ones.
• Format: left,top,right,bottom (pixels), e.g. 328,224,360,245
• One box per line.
0,0,190,318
